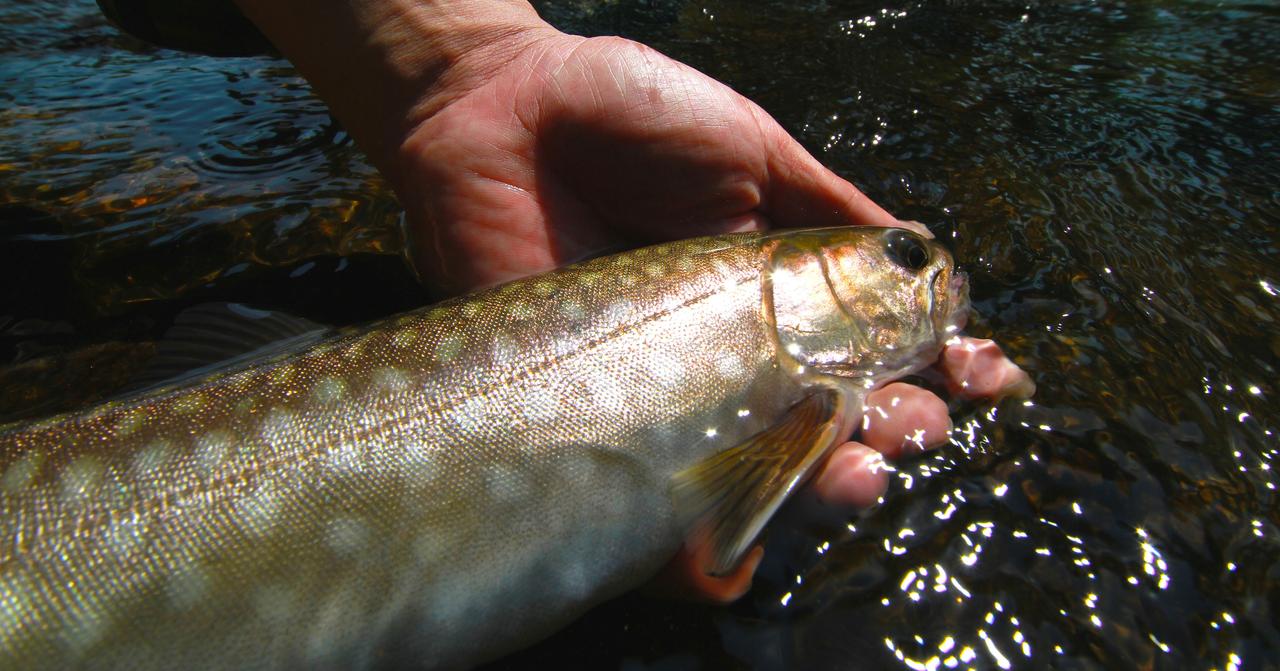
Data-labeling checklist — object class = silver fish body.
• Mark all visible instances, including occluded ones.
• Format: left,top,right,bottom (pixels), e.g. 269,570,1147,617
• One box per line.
0,226,966,669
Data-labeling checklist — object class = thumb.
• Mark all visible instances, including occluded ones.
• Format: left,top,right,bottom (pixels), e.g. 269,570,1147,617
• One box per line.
762,129,901,230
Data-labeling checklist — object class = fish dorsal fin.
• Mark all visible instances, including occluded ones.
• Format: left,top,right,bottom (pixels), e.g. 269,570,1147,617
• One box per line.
130,303,332,391
673,389,845,576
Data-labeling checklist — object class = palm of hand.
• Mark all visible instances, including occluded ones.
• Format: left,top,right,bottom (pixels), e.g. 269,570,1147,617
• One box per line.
386,31,1029,598
395,34,893,292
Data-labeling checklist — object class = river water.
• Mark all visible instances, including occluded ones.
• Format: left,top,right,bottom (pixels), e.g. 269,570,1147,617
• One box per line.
2,1,1277,669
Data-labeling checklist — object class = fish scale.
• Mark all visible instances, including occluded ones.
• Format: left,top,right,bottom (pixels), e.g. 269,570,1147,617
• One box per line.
0,226,966,669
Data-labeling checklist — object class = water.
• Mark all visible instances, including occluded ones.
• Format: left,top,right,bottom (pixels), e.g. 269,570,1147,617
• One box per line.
2,0,1278,668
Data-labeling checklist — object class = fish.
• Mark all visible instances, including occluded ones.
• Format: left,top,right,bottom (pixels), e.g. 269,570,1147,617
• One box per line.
0,225,968,669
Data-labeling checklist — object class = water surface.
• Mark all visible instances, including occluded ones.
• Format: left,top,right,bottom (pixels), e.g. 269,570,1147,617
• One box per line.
1,1,1277,668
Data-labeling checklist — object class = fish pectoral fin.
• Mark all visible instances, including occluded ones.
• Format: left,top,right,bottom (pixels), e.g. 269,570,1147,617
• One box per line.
673,389,845,576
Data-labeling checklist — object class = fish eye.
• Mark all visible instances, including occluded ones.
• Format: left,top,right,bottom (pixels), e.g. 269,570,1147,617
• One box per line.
885,229,930,272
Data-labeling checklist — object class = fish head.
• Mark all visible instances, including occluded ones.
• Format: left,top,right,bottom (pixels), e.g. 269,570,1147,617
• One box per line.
766,225,969,386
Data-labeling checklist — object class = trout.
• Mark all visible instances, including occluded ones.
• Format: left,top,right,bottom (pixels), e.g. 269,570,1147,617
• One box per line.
0,226,967,669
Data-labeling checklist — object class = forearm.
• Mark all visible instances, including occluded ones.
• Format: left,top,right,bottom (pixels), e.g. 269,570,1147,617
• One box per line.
232,0,555,176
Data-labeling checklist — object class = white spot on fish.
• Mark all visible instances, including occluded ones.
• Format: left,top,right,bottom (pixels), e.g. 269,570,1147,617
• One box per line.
413,530,446,569
326,517,370,558
1,453,41,493
600,300,631,324
167,564,210,611
509,300,537,320
63,606,108,653
173,393,206,415
645,351,686,387
312,377,347,404
60,457,103,503
132,441,172,474
786,342,803,356
393,329,419,349
716,353,745,379
705,428,718,438
327,441,364,473
115,408,148,437
237,482,284,536
452,395,491,433
737,408,751,418
254,584,298,628
270,365,297,385
102,513,145,557
195,431,234,474
372,367,411,394
519,387,563,424
399,440,437,472
579,370,626,415
261,409,294,439
484,463,530,504
557,556,592,600
561,299,586,321
491,335,519,364
435,333,464,362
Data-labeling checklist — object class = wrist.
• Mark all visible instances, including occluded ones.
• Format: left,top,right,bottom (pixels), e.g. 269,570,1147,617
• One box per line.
234,0,557,175
360,0,556,125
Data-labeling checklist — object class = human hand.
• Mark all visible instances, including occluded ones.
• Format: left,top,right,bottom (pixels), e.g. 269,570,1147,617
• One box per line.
386,26,1034,598
392,30,902,293
236,0,1032,602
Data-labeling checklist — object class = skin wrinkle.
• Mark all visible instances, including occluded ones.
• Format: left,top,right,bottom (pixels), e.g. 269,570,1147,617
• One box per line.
724,116,763,209
607,39,656,120
541,39,580,99
601,41,630,104
582,56,607,119
399,25,558,139
513,46,562,132
421,124,543,281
